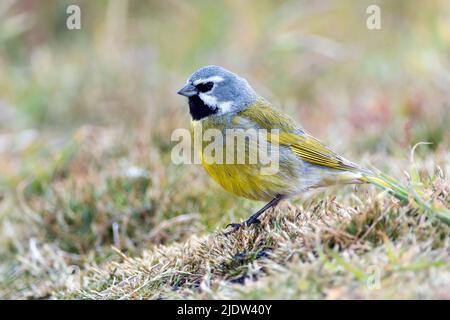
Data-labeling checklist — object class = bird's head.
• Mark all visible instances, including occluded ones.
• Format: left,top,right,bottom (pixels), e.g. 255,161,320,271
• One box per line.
177,65,257,120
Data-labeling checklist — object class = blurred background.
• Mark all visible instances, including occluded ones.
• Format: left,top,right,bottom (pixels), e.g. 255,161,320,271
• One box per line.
0,0,449,298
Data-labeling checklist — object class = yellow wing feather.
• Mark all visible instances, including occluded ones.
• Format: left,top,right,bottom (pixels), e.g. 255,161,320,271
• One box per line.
238,99,360,172
278,132,359,171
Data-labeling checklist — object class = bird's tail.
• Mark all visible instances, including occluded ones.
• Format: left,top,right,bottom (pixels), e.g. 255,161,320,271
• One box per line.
358,170,450,225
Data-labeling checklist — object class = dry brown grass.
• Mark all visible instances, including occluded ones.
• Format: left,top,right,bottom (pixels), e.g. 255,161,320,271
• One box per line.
64,177,450,299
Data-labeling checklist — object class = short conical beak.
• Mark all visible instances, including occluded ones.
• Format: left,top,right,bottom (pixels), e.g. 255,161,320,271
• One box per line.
177,83,198,97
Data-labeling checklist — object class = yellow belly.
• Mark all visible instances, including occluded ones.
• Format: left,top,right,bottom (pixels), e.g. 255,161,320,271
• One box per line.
201,161,293,201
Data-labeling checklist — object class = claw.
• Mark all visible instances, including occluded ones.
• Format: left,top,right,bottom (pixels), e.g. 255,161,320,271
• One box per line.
226,222,241,229
223,222,242,235
223,218,262,235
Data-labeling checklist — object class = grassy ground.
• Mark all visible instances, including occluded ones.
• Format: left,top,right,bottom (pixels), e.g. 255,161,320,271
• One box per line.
1,127,449,299
0,0,449,299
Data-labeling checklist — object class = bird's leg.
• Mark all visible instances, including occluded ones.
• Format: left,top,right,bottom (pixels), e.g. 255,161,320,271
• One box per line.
244,196,283,225
225,195,284,234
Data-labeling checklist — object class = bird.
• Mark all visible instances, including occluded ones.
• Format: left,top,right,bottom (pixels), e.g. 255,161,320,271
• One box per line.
176,65,440,233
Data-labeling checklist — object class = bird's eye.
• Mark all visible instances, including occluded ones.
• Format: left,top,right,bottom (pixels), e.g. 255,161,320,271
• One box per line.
195,81,214,93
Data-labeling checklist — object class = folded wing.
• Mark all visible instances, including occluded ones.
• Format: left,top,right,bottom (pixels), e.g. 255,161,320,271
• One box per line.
237,99,361,172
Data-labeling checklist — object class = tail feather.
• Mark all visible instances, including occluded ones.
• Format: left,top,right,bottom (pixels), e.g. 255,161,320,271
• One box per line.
359,171,450,226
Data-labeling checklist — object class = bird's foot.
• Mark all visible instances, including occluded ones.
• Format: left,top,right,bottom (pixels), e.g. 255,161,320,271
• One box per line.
223,218,261,235
224,222,242,235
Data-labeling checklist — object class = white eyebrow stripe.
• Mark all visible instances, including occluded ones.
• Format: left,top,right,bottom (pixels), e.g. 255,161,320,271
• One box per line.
193,76,224,85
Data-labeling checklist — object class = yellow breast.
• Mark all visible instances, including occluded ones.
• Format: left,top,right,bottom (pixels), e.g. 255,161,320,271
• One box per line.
191,117,297,201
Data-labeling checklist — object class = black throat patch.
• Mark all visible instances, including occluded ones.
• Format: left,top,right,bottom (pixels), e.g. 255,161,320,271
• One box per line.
188,95,218,120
